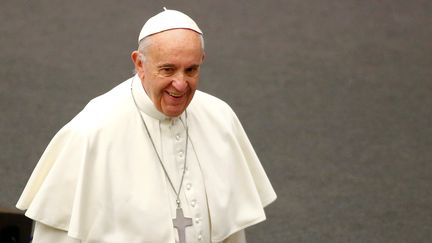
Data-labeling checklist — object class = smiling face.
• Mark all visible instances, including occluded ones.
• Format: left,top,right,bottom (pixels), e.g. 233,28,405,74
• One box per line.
131,29,205,117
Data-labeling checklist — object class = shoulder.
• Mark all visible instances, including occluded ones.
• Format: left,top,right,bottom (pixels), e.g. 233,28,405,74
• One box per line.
190,90,235,115
86,78,132,111
66,77,136,134
188,90,239,129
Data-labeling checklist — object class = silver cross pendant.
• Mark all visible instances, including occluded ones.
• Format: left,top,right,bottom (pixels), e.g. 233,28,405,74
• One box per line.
172,208,193,243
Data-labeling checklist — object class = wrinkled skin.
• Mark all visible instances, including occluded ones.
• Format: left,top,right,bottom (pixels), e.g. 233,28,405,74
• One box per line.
131,29,205,117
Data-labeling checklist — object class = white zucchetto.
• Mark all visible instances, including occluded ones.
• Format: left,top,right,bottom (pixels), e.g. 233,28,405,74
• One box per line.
138,8,202,43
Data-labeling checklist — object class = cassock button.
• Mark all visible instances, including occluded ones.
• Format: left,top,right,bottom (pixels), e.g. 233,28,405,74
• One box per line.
176,134,181,141
178,151,184,158
198,234,202,241
191,200,196,207
195,217,200,224
186,183,192,190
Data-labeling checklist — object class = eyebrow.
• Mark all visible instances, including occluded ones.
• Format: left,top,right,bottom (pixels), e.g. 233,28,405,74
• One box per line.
157,64,201,69
187,64,200,68
157,64,176,68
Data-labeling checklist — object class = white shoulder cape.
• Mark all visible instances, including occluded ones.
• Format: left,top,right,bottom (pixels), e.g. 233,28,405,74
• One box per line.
16,76,276,243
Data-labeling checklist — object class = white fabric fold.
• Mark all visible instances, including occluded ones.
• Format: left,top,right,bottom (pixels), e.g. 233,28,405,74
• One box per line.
131,75,167,121
16,75,276,242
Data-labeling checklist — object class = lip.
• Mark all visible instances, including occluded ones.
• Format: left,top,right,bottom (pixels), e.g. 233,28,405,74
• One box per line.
166,91,185,98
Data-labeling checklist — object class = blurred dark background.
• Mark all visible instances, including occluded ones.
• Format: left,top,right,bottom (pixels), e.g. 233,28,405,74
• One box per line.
1,0,431,242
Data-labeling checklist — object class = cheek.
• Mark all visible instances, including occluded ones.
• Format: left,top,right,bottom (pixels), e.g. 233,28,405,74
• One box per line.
153,79,173,98
145,75,163,92
188,78,199,91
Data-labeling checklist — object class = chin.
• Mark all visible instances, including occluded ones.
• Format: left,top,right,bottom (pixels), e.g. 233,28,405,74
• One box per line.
161,102,190,117
163,108,184,117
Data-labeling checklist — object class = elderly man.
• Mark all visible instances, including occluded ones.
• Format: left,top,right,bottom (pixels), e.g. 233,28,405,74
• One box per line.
17,8,276,243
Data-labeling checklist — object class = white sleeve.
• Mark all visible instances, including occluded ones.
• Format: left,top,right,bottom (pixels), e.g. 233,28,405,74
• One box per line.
222,229,246,243
32,221,80,243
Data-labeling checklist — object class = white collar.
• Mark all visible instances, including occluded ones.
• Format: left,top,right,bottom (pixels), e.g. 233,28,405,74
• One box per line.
131,74,171,121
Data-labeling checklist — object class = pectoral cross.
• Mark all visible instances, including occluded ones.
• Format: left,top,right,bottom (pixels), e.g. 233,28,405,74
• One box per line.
172,208,193,243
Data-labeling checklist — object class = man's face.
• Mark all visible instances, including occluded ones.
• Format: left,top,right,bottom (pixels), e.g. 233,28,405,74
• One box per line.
133,29,204,117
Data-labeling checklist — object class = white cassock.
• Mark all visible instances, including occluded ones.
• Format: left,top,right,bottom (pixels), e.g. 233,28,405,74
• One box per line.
16,75,277,243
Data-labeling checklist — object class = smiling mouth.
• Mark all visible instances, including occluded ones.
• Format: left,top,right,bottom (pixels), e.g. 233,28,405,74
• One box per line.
167,91,184,98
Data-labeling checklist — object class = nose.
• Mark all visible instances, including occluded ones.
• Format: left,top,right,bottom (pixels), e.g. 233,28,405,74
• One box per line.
172,73,188,92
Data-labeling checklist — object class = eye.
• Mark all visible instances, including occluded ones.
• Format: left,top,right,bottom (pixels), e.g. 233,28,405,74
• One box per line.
159,67,175,76
185,66,199,77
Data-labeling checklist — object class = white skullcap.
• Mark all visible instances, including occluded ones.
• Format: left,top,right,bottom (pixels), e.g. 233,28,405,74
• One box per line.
138,7,202,43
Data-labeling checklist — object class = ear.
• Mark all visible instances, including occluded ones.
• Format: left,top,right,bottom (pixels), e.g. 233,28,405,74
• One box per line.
131,50,145,79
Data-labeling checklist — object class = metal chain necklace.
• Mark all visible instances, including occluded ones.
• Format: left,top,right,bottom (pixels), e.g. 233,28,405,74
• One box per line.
130,82,193,243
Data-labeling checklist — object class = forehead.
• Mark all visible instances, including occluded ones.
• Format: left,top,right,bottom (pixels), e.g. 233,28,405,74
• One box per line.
146,29,203,64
